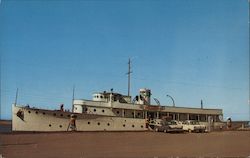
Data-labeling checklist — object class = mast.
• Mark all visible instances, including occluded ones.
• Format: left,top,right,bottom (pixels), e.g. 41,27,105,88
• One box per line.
15,88,18,106
127,58,132,96
72,86,75,112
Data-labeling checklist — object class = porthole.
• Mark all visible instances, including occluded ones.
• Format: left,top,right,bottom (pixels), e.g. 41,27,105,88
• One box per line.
42,112,45,115
107,123,110,126
88,122,90,124
116,111,120,114
59,125,62,128
123,124,126,127
28,111,31,113
102,110,105,113
53,113,56,116
132,125,135,128
97,122,100,125
141,125,144,128
60,114,63,117
35,111,38,114
94,109,96,112
49,124,51,127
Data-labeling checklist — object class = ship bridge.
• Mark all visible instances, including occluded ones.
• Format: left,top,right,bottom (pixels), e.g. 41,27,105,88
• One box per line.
92,91,131,103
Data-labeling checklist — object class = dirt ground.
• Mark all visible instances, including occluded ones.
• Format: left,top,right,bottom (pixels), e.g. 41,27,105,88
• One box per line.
1,129,250,158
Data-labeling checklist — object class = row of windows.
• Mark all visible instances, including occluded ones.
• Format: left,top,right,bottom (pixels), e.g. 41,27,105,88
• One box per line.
48,123,144,128
87,122,110,126
94,95,104,99
49,124,63,128
29,109,140,119
87,121,142,128
30,109,142,118
91,108,142,116
93,109,105,113
116,111,142,116
28,110,71,118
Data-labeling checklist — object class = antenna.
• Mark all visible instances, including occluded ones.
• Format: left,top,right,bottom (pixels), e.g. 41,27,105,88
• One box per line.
126,58,132,96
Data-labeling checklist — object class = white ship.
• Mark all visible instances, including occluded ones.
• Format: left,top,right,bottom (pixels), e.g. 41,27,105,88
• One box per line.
12,60,223,132
12,88,223,132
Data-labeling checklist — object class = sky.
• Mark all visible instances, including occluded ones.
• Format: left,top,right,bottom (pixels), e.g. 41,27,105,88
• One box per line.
0,0,249,121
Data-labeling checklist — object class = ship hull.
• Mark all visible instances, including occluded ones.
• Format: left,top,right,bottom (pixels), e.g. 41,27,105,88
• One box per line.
12,105,148,132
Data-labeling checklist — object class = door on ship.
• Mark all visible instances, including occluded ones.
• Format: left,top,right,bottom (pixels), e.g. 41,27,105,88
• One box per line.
148,112,156,119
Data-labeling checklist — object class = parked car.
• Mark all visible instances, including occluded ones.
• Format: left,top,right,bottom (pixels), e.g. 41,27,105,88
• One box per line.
180,120,206,133
152,120,184,133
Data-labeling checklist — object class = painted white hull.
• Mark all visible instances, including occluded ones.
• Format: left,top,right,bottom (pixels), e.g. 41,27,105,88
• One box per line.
12,105,148,132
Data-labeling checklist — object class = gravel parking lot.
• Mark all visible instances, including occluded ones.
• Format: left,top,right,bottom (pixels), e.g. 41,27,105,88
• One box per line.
1,129,250,158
